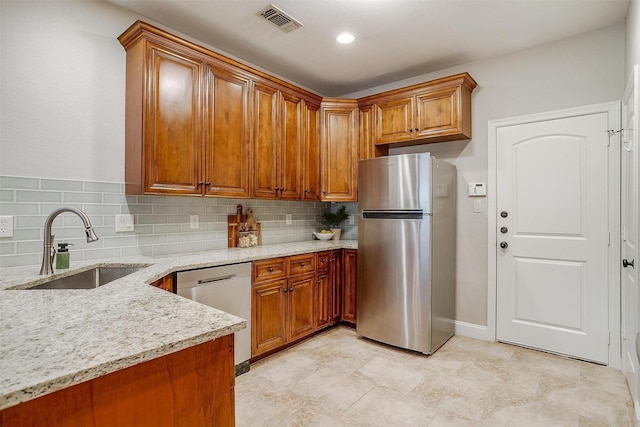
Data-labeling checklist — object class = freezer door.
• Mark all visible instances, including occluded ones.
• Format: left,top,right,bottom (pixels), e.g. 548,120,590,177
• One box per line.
357,214,432,353
358,153,432,211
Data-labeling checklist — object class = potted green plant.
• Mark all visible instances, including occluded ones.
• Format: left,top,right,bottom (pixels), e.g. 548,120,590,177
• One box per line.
321,205,349,240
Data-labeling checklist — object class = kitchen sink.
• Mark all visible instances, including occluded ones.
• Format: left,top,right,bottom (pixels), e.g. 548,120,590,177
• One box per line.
27,266,148,290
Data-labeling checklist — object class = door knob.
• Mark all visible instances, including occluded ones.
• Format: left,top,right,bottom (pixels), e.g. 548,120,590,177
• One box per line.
500,227,508,234
623,259,635,268
499,241,508,249
500,211,508,218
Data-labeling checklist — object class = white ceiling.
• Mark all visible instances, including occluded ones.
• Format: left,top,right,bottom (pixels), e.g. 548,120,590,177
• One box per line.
107,0,629,97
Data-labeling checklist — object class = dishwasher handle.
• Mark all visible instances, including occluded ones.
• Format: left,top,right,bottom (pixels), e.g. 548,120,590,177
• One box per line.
197,274,237,285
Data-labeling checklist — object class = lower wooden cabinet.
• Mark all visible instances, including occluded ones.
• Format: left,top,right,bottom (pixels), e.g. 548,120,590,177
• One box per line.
149,273,174,292
252,278,287,355
0,336,235,427
287,273,315,341
342,249,357,325
329,250,342,323
252,249,357,359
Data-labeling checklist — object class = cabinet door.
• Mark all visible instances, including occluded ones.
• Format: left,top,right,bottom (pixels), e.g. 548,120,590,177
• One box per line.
342,249,357,324
315,270,331,330
204,66,251,198
252,279,287,356
252,82,279,199
321,102,358,201
145,45,202,194
330,250,343,323
415,86,461,139
374,97,414,145
302,100,322,201
287,274,315,342
279,91,303,200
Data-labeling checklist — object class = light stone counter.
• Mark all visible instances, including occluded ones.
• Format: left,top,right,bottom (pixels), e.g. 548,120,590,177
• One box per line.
0,240,357,411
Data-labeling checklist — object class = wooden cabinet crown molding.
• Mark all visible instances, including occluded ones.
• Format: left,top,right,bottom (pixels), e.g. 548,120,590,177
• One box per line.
119,20,321,103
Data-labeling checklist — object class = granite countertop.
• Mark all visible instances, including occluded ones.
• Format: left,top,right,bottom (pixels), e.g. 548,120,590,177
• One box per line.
0,240,357,411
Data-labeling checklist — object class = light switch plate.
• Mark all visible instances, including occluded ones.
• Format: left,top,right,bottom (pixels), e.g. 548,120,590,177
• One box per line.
115,214,134,232
0,216,14,237
190,214,199,229
473,199,482,213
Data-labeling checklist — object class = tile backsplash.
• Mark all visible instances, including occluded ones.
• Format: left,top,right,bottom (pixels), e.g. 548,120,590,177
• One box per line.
0,176,359,268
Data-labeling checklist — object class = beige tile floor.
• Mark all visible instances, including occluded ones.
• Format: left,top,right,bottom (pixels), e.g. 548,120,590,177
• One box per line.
235,326,635,426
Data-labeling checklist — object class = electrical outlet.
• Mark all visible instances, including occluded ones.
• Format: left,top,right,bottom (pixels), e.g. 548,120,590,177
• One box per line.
190,214,199,229
115,214,134,232
286,214,292,225
348,215,355,225
0,216,14,237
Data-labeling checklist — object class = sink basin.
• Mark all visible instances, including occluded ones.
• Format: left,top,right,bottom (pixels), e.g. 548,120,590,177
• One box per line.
28,266,147,290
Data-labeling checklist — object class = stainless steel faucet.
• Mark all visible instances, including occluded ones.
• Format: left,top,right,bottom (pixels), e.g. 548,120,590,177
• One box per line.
39,207,99,275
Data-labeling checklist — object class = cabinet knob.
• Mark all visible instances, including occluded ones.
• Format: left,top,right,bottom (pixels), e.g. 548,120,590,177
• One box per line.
205,181,211,186
408,129,412,132
414,128,419,132
317,280,321,284
268,267,274,272
500,241,508,249
283,288,288,293
197,181,204,186
289,287,294,292
301,262,305,267
322,191,326,194
321,258,326,263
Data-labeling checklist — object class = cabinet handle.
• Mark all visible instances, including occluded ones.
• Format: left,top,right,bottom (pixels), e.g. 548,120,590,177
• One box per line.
205,181,211,186
197,181,204,186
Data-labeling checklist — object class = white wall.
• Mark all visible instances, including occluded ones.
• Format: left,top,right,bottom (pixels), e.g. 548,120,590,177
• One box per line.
627,0,639,81
0,1,138,182
346,23,626,326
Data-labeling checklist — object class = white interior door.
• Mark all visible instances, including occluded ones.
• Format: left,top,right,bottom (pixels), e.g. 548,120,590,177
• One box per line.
496,110,613,364
622,64,639,422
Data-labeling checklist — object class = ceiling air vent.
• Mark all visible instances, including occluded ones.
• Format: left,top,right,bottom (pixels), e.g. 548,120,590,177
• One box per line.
257,4,303,33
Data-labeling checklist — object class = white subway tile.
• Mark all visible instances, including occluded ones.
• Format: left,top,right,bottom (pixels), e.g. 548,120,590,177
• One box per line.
41,178,82,191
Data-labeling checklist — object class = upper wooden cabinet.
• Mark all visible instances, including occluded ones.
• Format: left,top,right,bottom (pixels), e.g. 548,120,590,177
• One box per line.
251,81,320,200
359,72,477,150
119,21,322,200
320,99,358,202
302,100,322,201
122,40,204,195
120,22,476,200
204,65,252,198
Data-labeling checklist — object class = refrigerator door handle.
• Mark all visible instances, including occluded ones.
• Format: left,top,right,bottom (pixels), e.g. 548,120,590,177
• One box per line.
362,211,424,220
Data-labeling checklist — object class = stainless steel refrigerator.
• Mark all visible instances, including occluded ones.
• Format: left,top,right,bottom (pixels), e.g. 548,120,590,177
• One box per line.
357,153,456,354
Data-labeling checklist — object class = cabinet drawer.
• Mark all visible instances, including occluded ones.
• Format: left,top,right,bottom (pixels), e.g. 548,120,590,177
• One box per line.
288,254,316,276
316,251,332,271
253,258,287,283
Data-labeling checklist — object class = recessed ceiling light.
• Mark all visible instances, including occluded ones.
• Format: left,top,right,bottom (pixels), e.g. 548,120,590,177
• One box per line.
336,32,355,44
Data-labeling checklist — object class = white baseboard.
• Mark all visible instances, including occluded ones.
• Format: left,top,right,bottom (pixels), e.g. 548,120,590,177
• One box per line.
454,320,492,341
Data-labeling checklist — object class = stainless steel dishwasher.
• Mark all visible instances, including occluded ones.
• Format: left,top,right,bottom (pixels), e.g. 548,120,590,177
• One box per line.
176,262,251,375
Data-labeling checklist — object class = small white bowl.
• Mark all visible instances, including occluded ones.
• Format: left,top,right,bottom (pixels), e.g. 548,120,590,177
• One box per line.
313,231,335,241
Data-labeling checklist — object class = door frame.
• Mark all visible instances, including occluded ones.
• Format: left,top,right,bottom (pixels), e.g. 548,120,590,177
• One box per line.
487,101,621,368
